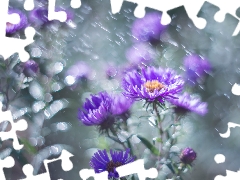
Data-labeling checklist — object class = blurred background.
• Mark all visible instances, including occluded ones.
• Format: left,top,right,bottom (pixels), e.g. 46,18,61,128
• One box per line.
1,0,240,179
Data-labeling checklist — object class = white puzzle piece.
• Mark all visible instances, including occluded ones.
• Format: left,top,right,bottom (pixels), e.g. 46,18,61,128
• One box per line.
0,0,36,62
0,156,14,180
0,102,28,150
20,149,73,180
116,159,158,180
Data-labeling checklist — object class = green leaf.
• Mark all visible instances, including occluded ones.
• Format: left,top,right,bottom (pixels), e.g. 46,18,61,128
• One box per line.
186,164,192,170
97,136,109,150
137,135,160,156
19,138,37,154
166,163,176,174
172,163,180,174
153,137,162,145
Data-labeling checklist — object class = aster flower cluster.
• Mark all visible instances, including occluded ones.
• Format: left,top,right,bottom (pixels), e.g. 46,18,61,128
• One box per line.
79,11,212,180
79,65,205,179
0,1,215,179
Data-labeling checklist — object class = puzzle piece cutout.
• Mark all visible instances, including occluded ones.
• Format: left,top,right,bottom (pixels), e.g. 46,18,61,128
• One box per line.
213,143,240,180
213,100,240,179
84,159,157,180
24,0,35,11
48,156,82,180
48,157,109,180
48,155,157,180
197,2,239,37
79,169,109,180
0,156,14,180
0,0,239,179
215,170,240,180
116,159,158,180
0,102,28,150
231,83,240,96
47,0,81,22
218,122,240,138
20,149,73,180
7,13,20,25
0,0,83,62
24,0,81,22
0,0,36,62
110,0,240,35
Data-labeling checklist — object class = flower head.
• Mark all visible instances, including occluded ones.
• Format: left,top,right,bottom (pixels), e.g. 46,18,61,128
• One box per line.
168,92,208,116
23,60,39,77
180,147,197,164
111,93,133,121
65,61,90,85
184,54,211,85
106,65,118,79
6,9,28,35
131,12,167,43
78,91,134,132
126,43,155,66
122,67,184,103
78,92,113,132
90,149,135,179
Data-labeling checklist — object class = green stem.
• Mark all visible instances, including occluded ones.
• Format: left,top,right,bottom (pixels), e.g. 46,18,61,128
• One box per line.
153,102,164,155
123,121,134,155
109,127,127,150
171,115,180,146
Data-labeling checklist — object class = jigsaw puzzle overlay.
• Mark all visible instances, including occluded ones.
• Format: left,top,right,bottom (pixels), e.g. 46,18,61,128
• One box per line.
110,0,240,36
0,0,239,179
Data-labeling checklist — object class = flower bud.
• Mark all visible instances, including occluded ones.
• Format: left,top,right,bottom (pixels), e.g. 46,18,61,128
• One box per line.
23,60,39,77
180,147,197,164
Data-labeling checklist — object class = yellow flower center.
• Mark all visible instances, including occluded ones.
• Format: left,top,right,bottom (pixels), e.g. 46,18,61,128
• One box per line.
144,80,165,92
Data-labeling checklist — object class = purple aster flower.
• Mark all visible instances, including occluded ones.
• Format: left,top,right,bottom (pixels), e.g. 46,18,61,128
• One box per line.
184,54,211,85
180,147,197,164
126,43,155,67
106,65,118,79
23,60,39,77
6,9,28,35
111,93,134,121
29,7,49,27
131,12,167,43
29,7,73,27
122,67,184,103
78,92,114,133
90,149,135,179
65,61,90,85
168,92,208,116
78,92,134,133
